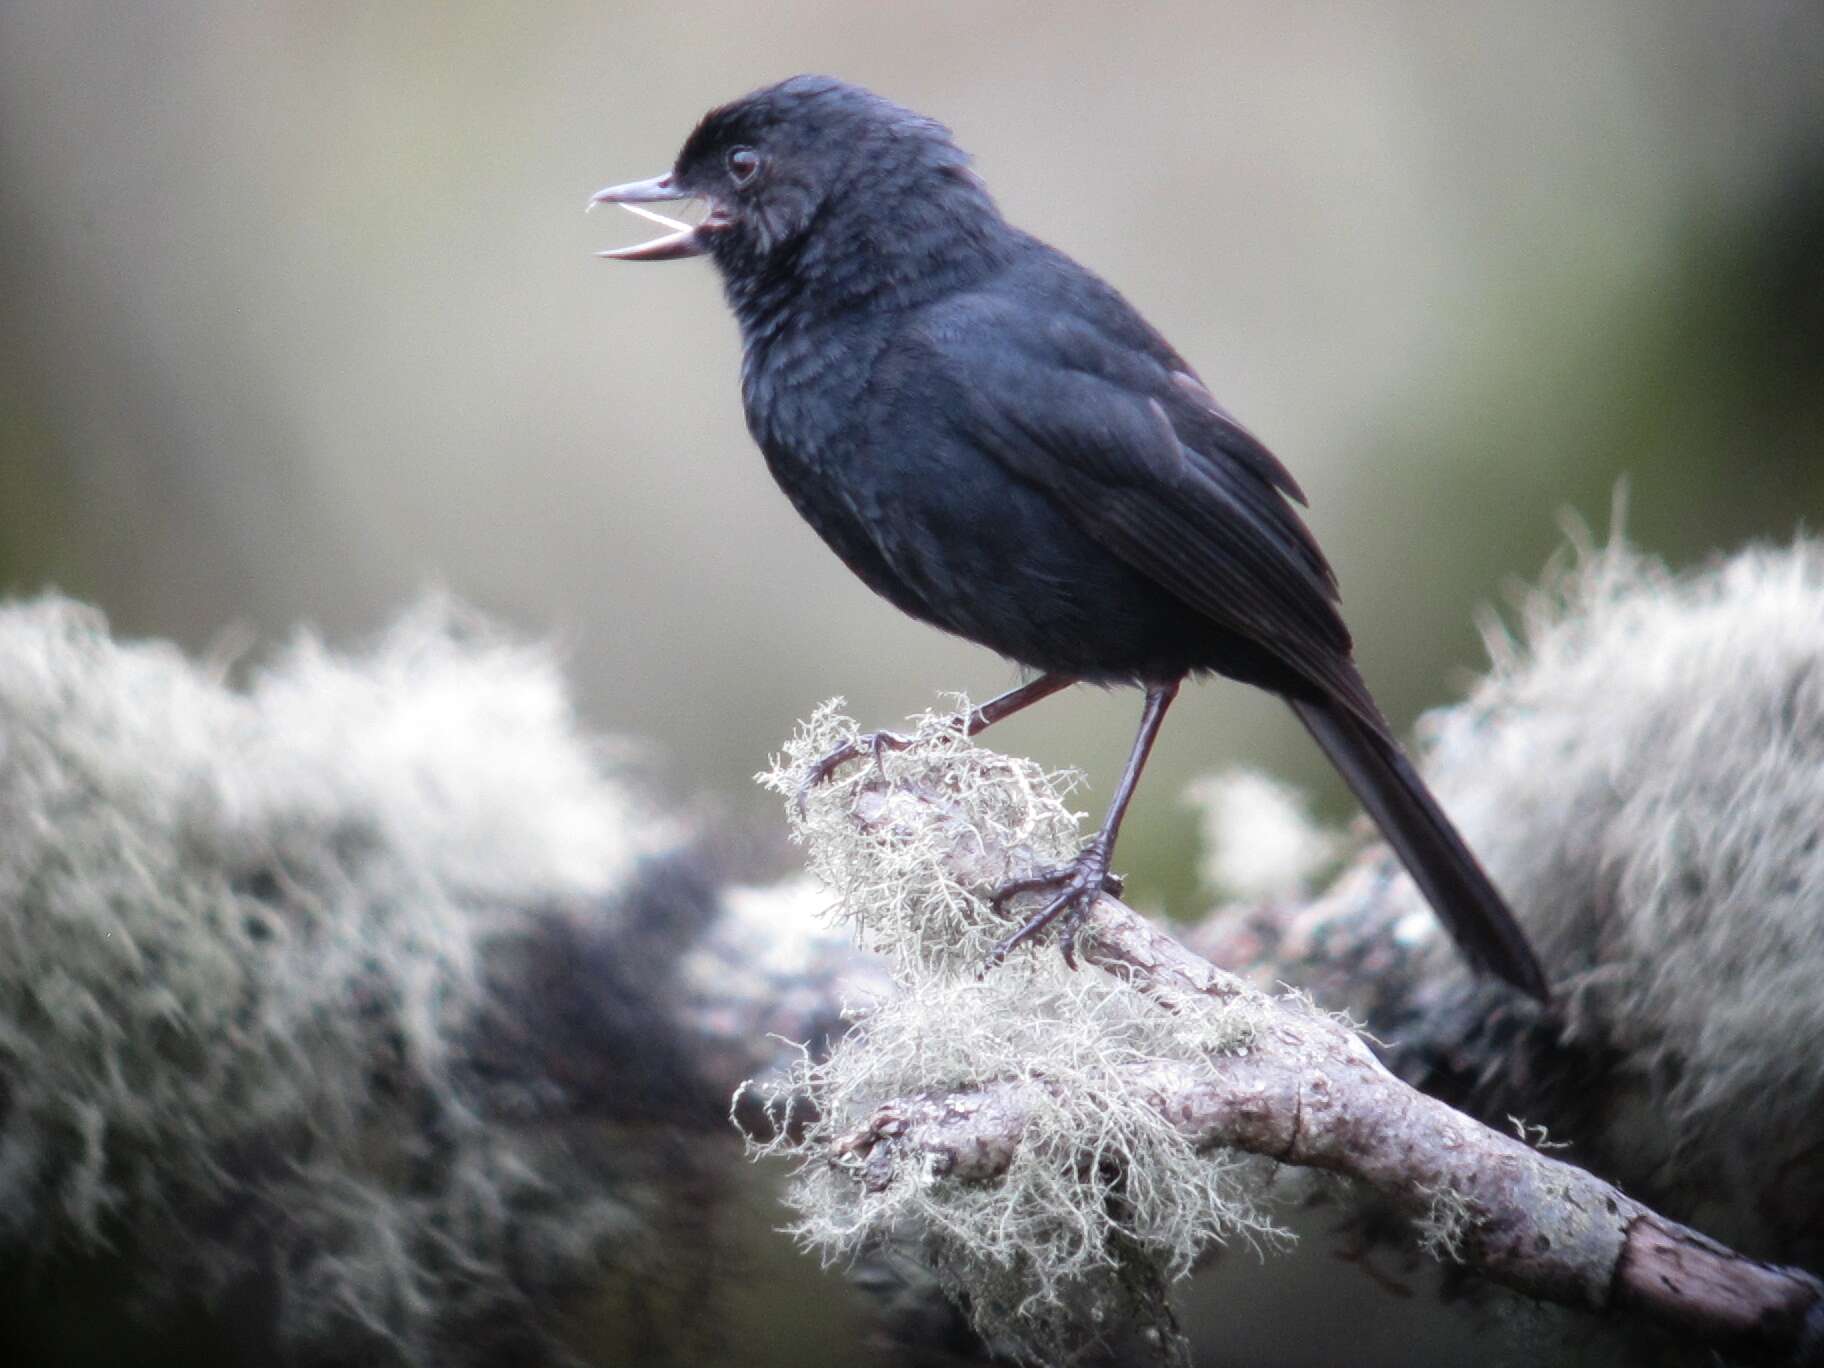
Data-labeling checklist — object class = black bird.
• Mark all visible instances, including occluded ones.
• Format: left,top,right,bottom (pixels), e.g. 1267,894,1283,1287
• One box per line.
592,75,1548,999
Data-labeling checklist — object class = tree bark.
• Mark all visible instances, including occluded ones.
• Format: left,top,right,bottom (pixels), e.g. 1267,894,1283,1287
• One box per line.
812,779,1824,1366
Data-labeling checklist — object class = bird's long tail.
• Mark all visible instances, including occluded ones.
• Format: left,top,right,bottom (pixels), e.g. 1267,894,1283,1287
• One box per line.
1289,697,1549,1000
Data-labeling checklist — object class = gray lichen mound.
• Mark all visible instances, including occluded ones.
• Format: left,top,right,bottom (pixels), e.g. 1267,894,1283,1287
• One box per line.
1411,537,1824,1258
0,595,685,1365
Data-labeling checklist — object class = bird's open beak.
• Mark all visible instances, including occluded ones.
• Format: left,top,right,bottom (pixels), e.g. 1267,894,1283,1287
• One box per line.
588,174,714,261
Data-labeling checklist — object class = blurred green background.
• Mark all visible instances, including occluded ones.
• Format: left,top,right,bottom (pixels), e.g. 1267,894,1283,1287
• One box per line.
3,0,1821,915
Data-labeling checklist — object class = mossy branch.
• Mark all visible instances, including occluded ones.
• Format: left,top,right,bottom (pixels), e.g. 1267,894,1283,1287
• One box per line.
757,699,1824,1366
845,890,1824,1362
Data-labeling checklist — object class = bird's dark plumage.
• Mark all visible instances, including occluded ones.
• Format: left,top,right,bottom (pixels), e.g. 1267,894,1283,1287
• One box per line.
593,75,1549,999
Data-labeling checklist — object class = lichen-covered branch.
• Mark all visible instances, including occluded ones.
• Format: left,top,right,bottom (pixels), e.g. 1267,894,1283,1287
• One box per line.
1189,537,1824,1300
774,732,1824,1366
833,891,1824,1363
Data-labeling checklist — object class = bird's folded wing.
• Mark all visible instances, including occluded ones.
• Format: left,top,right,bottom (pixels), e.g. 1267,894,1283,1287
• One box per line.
932,325,1381,727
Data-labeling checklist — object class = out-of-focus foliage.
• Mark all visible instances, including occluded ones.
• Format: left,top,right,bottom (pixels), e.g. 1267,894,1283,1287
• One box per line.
1,3,1819,908
1421,535,1824,1265
0,594,714,1366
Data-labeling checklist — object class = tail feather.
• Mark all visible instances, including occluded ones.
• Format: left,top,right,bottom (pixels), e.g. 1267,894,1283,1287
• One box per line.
1290,697,1549,1001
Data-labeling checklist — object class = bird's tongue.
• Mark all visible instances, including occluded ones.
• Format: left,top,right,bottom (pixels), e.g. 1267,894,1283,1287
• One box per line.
600,201,699,260
589,187,711,261
621,202,693,235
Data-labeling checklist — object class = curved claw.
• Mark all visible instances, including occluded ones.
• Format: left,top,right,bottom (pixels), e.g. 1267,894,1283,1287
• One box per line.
794,729,913,817
1055,901,1095,969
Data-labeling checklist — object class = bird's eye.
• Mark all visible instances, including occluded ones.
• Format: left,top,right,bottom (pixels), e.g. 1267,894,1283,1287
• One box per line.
726,146,761,187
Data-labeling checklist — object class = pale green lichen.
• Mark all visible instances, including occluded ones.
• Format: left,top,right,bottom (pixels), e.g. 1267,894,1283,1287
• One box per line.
752,698,1287,1362
759,696,1090,974
1413,1182,1477,1264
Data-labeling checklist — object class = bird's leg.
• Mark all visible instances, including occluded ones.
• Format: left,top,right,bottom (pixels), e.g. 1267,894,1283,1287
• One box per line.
795,673,1076,814
987,679,1181,968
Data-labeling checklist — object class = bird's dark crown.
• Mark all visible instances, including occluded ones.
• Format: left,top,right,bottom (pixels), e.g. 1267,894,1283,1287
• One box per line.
666,76,1009,324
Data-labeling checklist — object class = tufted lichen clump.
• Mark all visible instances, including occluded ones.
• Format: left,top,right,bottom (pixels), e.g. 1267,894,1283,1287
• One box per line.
1422,537,1824,1161
0,594,685,1366
751,699,1287,1361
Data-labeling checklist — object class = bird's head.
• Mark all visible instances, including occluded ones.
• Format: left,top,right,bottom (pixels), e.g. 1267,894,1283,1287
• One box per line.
591,76,1002,296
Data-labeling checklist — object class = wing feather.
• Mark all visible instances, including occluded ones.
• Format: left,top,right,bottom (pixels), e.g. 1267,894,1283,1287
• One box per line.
931,307,1380,724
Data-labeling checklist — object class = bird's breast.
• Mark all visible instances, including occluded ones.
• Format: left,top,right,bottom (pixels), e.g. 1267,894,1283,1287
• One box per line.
744,320,871,451
741,318,950,626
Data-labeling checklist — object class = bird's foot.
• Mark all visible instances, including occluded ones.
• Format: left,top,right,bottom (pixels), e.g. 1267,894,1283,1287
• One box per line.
794,729,912,816
985,845,1123,970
